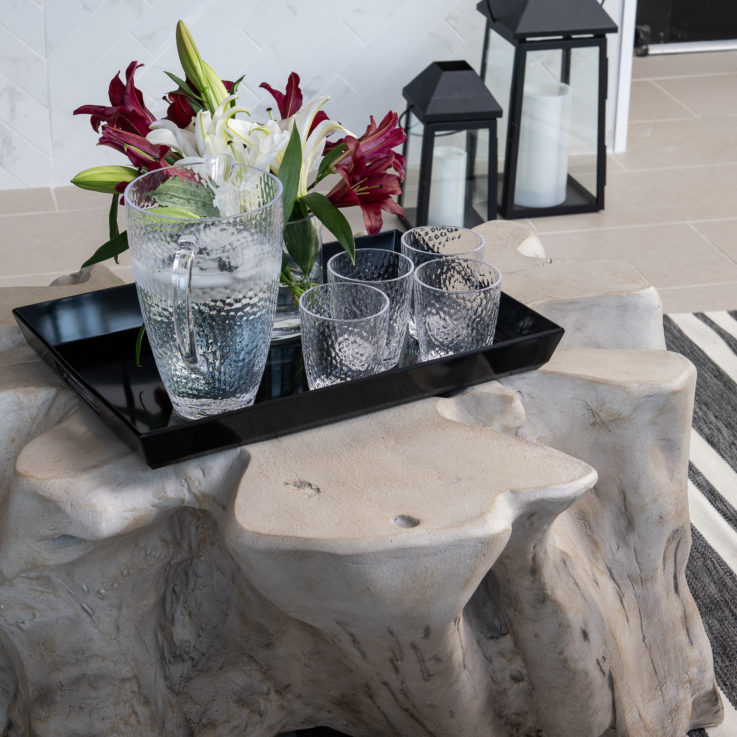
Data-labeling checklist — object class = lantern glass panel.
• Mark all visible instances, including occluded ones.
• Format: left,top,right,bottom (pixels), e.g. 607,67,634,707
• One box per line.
402,112,492,228
513,45,600,209
469,128,491,225
567,45,601,200
427,129,469,227
401,111,423,227
481,33,515,158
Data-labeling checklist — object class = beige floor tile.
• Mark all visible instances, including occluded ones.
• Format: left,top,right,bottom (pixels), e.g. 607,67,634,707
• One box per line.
660,282,737,313
631,50,737,80
690,218,737,260
530,164,737,232
654,73,737,118
614,117,737,170
0,209,128,277
539,223,737,290
0,187,55,215
628,79,697,121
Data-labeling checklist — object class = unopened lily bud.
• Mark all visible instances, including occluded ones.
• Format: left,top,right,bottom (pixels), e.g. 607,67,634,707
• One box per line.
71,165,138,193
176,20,227,113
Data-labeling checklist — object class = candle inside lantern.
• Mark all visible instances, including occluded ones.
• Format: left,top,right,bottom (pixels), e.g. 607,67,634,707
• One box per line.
514,82,571,209
428,145,467,226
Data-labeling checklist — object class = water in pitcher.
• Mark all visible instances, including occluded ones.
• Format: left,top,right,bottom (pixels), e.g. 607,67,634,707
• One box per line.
133,260,279,418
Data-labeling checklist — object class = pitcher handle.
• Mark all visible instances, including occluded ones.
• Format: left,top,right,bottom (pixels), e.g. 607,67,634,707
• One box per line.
172,235,206,374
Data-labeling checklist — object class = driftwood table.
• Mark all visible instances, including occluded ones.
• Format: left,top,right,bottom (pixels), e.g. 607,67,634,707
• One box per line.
0,224,724,737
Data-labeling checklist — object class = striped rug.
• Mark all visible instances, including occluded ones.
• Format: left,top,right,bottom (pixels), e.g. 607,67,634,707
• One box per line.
665,312,737,737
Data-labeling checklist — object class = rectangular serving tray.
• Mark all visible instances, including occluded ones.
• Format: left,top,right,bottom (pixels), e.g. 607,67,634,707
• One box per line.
13,230,564,468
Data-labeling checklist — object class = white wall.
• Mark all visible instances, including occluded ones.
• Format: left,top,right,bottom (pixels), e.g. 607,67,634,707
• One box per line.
0,0,633,191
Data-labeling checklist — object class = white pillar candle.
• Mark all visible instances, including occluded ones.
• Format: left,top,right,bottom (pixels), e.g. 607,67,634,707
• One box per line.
514,82,571,209
428,145,467,227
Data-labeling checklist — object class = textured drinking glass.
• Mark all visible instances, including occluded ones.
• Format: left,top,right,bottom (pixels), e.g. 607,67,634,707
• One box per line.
299,283,390,389
125,162,283,419
327,248,414,369
413,258,502,361
400,225,485,335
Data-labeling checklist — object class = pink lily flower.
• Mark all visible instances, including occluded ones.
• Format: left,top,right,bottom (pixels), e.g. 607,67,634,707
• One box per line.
326,112,406,234
74,61,170,172
327,137,405,235
331,111,406,179
260,72,328,133
98,126,170,170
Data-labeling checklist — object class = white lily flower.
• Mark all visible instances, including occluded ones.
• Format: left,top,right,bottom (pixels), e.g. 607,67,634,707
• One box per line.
193,95,248,160
228,118,291,171
300,115,352,194
148,95,252,163
147,119,199,158
273,96,353,196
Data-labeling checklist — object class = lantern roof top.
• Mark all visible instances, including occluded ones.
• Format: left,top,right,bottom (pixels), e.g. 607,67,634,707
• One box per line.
476,0,617,42
401,61,502,125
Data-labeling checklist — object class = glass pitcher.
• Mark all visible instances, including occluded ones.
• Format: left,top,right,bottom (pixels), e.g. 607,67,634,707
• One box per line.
125,161,283,419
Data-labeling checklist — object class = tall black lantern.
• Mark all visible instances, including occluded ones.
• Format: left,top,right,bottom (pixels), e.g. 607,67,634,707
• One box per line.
399,61,502,229
478,0,617,219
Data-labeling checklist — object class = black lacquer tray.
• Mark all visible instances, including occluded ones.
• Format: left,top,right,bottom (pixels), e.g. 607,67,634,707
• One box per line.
13,231,564,468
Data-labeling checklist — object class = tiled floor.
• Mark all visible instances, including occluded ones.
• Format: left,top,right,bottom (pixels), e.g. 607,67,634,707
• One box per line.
1,51,737,315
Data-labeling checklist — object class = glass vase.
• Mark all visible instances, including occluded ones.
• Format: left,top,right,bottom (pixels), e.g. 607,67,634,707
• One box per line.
271,214,323,342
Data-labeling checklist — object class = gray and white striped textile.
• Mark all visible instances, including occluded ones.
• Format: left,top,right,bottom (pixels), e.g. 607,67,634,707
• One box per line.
664,312,737,737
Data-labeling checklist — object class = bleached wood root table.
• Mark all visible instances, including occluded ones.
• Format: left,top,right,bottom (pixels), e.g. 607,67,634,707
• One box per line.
0,225,722,737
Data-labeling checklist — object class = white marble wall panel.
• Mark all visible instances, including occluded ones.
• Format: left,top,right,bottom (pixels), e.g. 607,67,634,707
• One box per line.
0,0,626,190
3,0,45,56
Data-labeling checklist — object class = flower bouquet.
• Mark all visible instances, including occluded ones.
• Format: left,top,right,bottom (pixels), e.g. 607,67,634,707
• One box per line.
72,20,406,315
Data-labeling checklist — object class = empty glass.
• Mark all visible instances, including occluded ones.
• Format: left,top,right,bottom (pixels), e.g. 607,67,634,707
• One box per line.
327,248,414,369
400,225,485,335
125,162,283,419
413,258,502,361
299,282,390,389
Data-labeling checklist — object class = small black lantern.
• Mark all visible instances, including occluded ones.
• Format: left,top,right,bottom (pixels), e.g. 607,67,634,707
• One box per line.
399,60,502,229
478,0,617,218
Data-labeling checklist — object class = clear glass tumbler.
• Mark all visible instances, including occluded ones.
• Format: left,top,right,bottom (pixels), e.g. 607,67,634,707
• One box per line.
413,257,502,362
125,162,283,419
400,225,485,336
299,282,390,389
327,248,414,370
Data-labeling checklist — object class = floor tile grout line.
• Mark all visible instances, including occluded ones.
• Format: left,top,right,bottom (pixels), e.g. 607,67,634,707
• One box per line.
687,222,737,268
633,70,737,82
649,79,703,119
607,161,737,173
531,219,737,236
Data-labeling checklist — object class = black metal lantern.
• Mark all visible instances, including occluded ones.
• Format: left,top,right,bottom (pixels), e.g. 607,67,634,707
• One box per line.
399,61,502,229
478,0,617,219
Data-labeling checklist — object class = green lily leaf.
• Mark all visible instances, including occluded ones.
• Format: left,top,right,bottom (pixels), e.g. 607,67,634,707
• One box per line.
134,322,146,368
149,177,219,217
284,215,320,282
301,192,355,263
280,253,296,286
164,71,204,111
278,126,302,222
81,230,129,268
108,192,120,261
145,205,201,219
312,142,346,188
229,74,246,99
